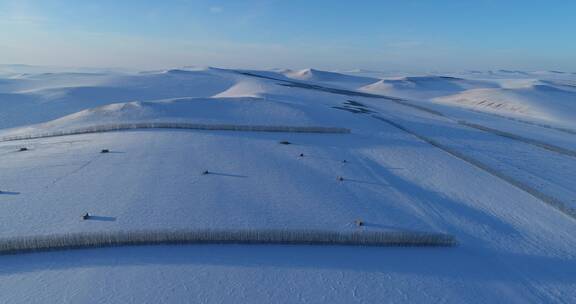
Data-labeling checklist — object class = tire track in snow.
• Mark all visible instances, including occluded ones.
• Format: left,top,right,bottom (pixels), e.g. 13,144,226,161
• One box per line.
372,114,576,222
45,153,103,188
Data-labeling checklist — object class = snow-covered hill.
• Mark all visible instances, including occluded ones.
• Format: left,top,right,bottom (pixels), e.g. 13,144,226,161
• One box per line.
285,68,378,89
356,73,576,128
1,66,576,303
360,75,499,99
0,68,236,129
435,83,576,126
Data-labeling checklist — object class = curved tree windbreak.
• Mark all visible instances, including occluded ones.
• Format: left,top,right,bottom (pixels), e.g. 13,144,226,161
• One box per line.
0,229,457,255
0,122,352,142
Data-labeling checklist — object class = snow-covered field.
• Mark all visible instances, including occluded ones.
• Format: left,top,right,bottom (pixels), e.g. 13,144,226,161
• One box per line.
1,64,575,303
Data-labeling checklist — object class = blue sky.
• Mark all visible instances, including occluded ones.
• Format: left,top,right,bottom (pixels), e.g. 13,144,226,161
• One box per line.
1,0,575,71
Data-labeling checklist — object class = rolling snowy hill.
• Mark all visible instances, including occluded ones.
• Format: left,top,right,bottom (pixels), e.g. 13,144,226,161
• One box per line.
285,68,378,89
435,84,576,127
358,73,576,128
1,66,576,303
360,75,498,99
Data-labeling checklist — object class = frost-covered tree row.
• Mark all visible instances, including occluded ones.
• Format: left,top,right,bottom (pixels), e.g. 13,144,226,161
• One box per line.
0,122,351,142
0,229,457,255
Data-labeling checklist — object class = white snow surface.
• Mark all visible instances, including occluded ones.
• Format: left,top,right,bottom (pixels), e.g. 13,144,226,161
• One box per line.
285,68,378,89
434,83,576,126
1,66,576,303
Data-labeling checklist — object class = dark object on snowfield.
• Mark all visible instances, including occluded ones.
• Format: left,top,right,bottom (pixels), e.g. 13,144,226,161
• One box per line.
101,149,110,153
355,219,364,227
202,170,210,175
299,153,304,157
279,141,291,145
337,176,344,181
81,213,90,220
18,147,28,152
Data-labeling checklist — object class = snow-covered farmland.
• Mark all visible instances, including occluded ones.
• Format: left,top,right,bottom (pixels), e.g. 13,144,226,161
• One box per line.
1,65,575,303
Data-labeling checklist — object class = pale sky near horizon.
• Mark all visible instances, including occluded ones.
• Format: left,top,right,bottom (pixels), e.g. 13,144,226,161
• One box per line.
1,0,575,71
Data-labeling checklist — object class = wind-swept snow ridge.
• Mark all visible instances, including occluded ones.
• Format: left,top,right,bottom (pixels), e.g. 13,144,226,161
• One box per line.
0,229,457,255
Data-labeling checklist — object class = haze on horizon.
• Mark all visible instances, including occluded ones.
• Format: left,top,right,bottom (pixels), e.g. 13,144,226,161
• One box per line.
1,0,575,72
